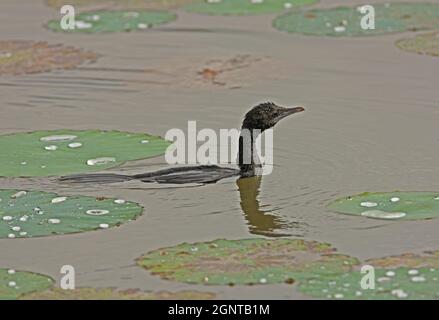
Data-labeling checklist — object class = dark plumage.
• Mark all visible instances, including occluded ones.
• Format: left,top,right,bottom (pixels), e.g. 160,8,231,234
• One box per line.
60,102,304,185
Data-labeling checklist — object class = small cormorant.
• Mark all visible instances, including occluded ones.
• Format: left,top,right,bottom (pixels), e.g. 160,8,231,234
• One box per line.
60,102,304,184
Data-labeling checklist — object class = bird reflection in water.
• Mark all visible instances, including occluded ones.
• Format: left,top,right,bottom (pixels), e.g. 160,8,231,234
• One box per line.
236,176,302,237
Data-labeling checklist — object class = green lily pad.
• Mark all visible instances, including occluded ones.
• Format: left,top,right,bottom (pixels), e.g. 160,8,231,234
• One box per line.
46,0,198,10
273,3,439,37
0,189,143,239
20,287,216,300
300,250,439,299
327,192,439,221
0,268,54,300
396,32,439,57
47,10,176,33
299,267,439,300
137,238,358,285
0,130,169,177
0,40,98,76
185,0,317,15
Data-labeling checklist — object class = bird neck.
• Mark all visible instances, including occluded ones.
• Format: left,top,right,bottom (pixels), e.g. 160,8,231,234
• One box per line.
238,127,262,177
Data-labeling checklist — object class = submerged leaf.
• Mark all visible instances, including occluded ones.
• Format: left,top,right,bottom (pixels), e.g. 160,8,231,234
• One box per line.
0,40,98,76
20,287,216,300
396,32,439,57
368,251,439,269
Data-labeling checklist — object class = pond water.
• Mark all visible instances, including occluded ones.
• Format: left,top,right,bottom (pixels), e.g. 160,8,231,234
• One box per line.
0,0,439,299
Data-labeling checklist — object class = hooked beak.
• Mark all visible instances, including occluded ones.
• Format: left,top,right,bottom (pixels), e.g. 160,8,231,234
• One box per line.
274,106,305,123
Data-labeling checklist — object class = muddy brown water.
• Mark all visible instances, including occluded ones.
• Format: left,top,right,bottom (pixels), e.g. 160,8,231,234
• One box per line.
0,0,439,299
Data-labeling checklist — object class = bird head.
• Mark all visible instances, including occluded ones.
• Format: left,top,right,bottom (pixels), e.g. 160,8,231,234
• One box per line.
241,102,305,131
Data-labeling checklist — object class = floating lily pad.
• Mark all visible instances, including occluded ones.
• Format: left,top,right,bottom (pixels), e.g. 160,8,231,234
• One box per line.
0,189,143,239
368,250,439,269
327,192,439,221
299,267,439,300
273,3,439,37
137,238,358,285
47,10,176,33
0,268,54,300
0,130,169,177
185,0,317,15
46,0,198,10
396,32,439,57
0,41,98,76
20,287,216,300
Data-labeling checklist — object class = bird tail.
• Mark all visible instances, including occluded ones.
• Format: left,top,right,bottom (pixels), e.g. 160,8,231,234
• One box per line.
59,173,134,184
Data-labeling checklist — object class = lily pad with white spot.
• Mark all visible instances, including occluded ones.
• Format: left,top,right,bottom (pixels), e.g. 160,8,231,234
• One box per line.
0,130,169,177
327,192,439,221
0,268,54,300
185,0,317,15
137,238,359,285
299,267,439,300
273,3,439,37
20,287,216,300
0,189,143,239
47,10,176,33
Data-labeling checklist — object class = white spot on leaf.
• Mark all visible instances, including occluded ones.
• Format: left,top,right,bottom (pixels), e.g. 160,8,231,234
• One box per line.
86,157,116,166
11,191,27,199
68,142,82,149
361,210,406,219
360,201,378,208
44,145,58,151
51,197,67,204
86,209,109,216
40,135,77,142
